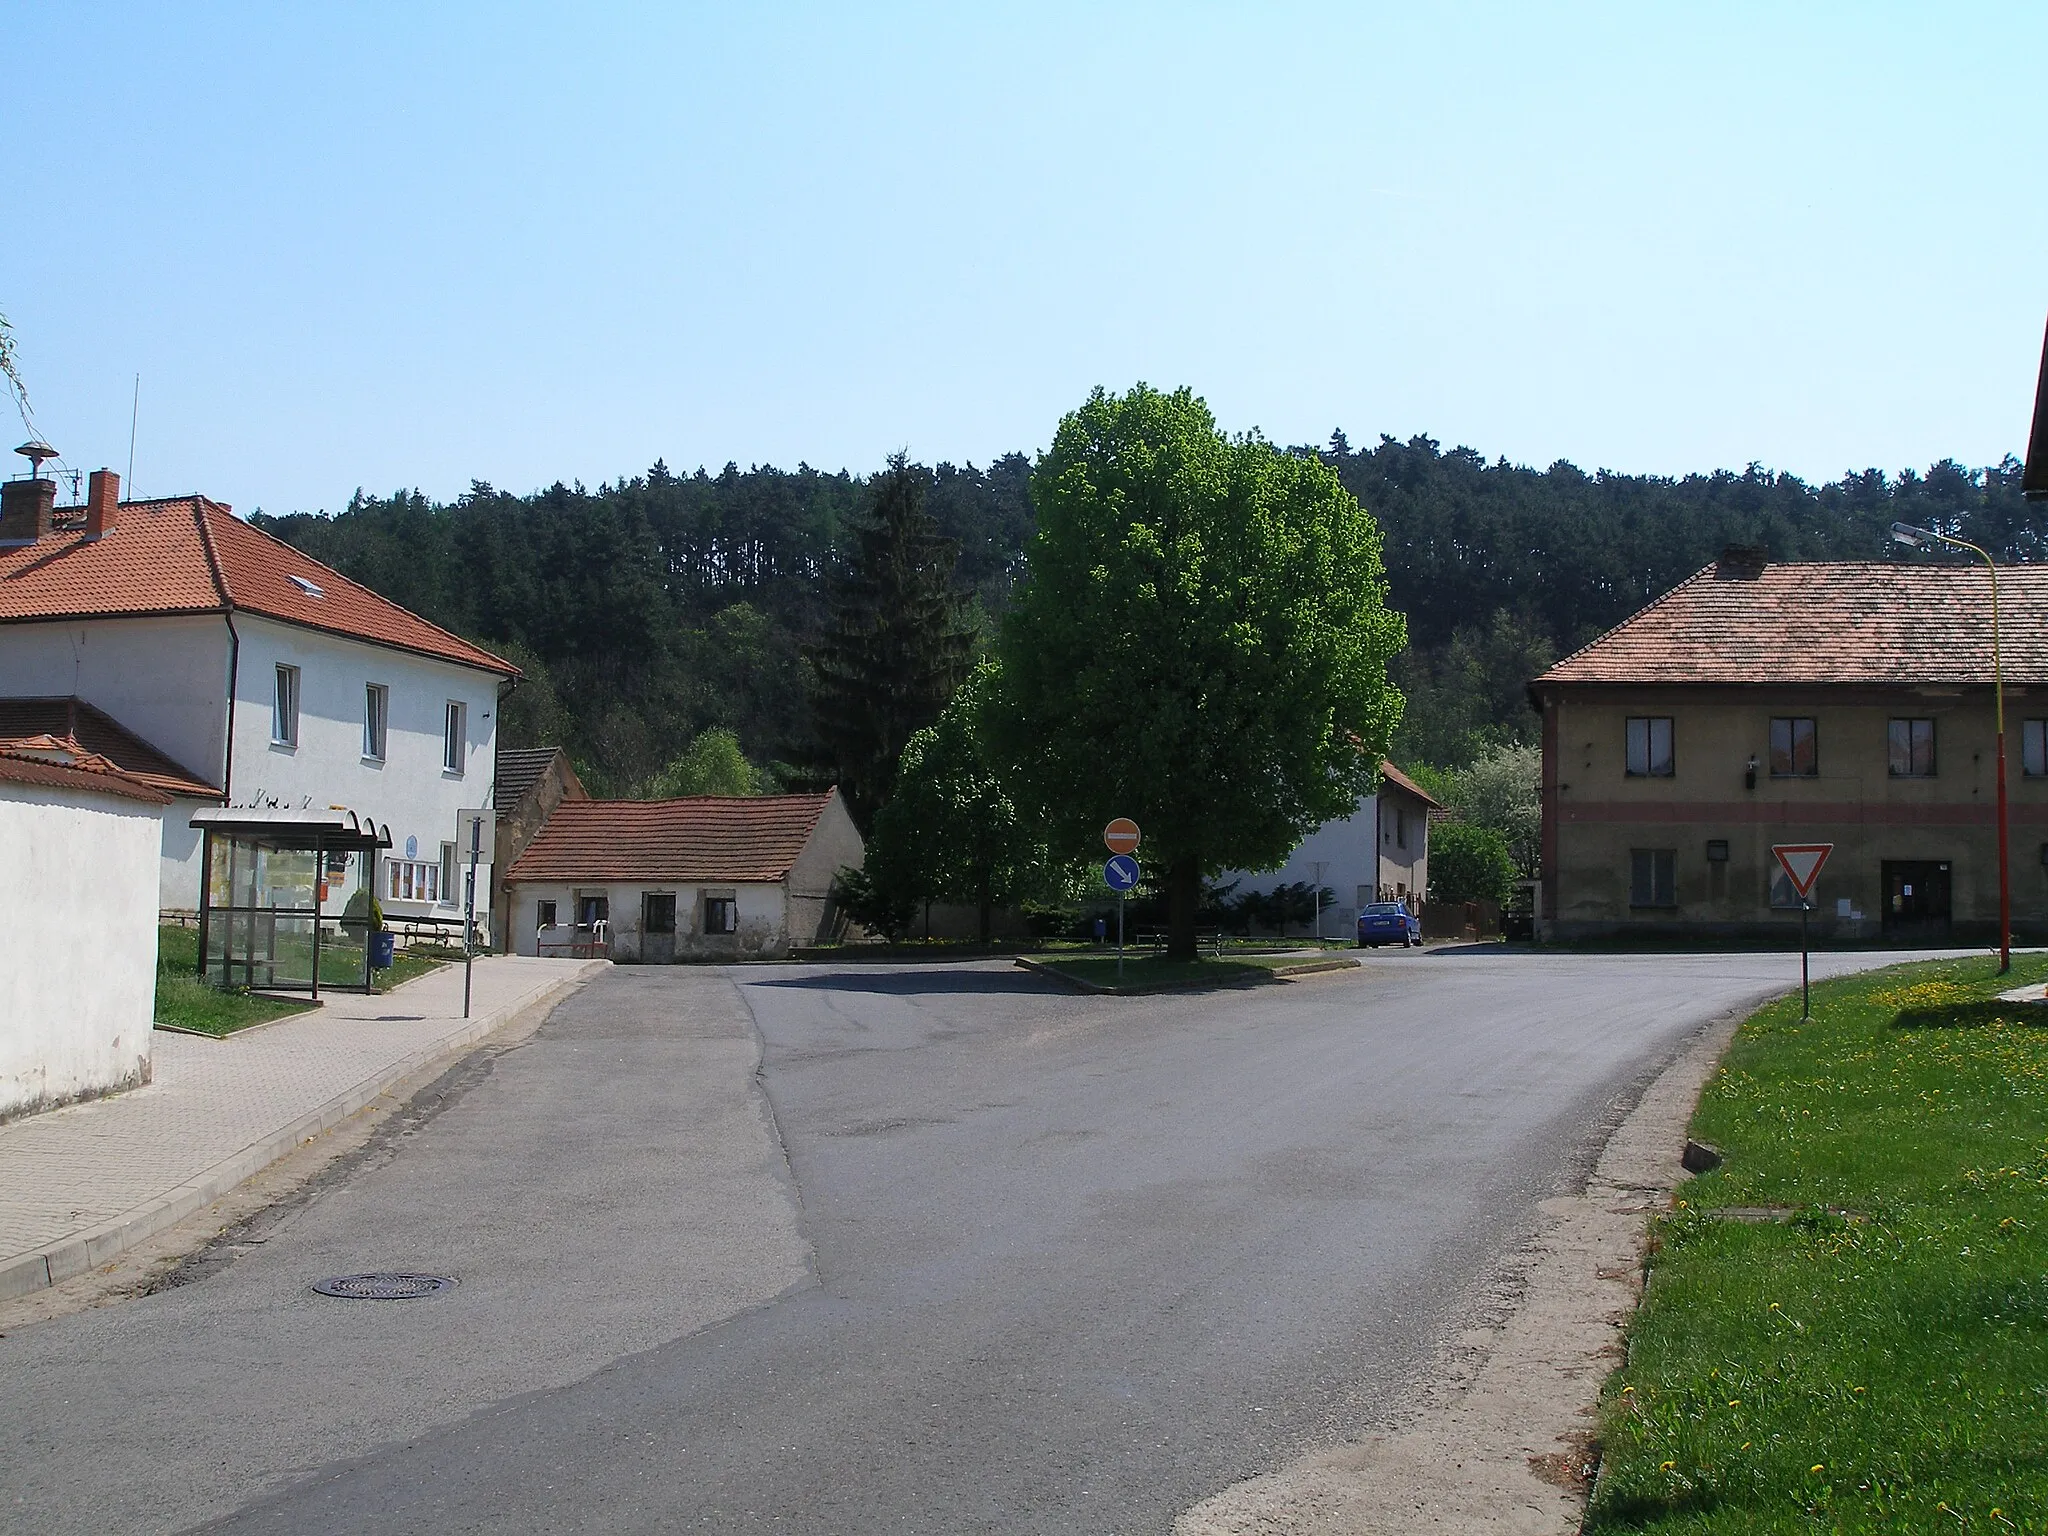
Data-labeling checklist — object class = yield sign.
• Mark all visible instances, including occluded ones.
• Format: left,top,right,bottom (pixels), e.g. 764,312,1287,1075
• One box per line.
1772,843,1834,899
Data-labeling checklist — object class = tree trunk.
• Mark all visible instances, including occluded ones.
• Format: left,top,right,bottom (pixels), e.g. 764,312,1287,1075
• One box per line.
1167,856,1201,961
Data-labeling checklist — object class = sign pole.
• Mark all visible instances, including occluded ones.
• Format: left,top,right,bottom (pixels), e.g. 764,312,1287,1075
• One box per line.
462,813,481,1019
1800,900,1811,1022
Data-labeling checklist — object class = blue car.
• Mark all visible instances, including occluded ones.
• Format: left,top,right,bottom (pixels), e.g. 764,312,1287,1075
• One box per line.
1356,902,1421,948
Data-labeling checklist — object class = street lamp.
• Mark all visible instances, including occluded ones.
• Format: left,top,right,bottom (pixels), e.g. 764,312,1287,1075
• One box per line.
1892,521,2010,972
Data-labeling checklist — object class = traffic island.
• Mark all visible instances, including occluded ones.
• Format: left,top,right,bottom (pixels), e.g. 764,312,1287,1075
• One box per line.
1016,951,1355,994
1586,951,2048,1532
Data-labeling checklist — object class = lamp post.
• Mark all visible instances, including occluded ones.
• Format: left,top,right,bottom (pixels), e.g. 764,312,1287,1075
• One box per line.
1892,521,2009,972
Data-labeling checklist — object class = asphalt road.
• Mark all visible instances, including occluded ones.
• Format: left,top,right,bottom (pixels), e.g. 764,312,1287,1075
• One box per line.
0,946,1958,1534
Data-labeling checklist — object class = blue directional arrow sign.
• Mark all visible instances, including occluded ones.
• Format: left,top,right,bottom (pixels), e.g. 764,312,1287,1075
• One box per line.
1103,854,1140,892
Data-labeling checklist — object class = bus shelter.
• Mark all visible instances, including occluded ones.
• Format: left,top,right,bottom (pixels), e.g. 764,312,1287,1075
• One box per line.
191,806,392,996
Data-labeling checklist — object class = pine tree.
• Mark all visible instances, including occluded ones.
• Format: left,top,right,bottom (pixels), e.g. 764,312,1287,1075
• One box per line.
806,454,974,831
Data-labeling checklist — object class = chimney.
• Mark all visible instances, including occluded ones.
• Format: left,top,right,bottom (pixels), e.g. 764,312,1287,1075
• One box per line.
0,477,56,546
1715,543,1769,579
85,468,120,539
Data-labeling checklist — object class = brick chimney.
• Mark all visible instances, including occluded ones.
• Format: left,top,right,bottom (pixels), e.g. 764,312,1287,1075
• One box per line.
0,477,56,546
85,468,120,540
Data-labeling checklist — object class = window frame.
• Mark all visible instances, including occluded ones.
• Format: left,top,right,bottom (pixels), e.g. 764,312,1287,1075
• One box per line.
1625,717,1675,778
1768,716,1817,778
439,842,458,908
363,682,389,762
272,663,300,747
536,899,558,930
1887,717,1936,778
443,700,465,775
644,892,678,935
703,894,739,935
2024,719,2048,779
1628,848,1677,908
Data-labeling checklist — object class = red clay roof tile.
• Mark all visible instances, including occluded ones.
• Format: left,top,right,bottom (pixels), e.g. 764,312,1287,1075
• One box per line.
505,793,840,884
1535,561,2048,689
0,495,515,676
0,749,174,805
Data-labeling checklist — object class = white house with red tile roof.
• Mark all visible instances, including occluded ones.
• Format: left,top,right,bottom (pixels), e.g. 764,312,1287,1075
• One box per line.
1216,761,1441,934
0,747,169,1117
504,790,863,961
0,469,518,924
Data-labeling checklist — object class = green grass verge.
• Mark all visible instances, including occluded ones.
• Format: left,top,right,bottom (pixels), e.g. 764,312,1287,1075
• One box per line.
154,926,445,1036
1033,952,1328,991
1588,952,2048,1532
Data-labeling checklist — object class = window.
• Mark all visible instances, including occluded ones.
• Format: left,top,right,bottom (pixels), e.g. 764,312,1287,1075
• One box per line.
385,859,439,903
577,894,609,928
1888,717,1935,777
364,683,388,760
1769,717,1817,777
644,893,677,934
536,899,557,929
703,895,738,934
443,700,465,774
1705,839,1729,862
1629,848,1676,907
1395,807,1408,849
1625,717,1674,777
272,664,300,746
2025,720,2048,778
439,842,457,907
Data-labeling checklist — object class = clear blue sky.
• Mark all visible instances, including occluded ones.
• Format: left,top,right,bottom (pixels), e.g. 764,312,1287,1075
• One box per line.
5,3,2044,515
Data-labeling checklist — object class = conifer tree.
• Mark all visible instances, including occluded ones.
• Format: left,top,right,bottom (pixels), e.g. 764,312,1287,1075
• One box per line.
806,453,974,830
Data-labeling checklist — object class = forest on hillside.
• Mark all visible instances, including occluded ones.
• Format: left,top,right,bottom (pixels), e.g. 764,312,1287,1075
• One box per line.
252,438,2043,796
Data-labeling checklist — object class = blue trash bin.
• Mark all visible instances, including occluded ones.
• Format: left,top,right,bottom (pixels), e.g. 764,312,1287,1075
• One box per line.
370,930,396,969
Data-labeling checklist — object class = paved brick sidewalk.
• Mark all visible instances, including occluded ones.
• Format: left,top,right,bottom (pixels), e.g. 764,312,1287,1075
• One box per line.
0,955,603,1300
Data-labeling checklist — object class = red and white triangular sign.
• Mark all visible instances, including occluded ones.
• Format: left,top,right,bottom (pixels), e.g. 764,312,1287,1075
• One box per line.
1772,843,1833,899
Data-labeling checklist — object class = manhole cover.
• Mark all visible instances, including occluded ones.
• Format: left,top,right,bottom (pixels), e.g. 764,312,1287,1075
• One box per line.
311,1272,457,1300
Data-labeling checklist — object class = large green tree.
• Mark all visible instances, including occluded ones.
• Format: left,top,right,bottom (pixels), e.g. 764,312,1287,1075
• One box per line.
863,661,1049,944
806,453,975,830
990,385,1407,959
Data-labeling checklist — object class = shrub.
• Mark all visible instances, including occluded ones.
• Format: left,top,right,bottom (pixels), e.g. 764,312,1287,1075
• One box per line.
340,889,384,938
1428,820,1514,904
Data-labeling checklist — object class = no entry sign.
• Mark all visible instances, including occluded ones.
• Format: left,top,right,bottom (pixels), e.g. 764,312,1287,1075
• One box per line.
1772,843,1834,900
1103,818,1141,856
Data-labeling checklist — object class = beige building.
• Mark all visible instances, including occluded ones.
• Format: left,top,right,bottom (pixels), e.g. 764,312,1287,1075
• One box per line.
1531,551,2048,944
504,789,863,961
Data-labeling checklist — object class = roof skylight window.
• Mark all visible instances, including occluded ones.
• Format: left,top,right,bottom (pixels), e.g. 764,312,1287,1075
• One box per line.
288,575,325,598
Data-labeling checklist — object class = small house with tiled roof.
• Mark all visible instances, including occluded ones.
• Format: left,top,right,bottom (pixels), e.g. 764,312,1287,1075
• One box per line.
504,789,863,961
0,468,517,925
1529,547,2048,943
1216,761,1441,935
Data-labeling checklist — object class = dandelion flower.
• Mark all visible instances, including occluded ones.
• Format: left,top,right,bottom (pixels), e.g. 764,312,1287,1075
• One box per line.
1811,1464,1826,1474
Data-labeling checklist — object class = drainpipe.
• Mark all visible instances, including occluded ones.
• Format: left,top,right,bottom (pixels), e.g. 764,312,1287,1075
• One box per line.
221,611,240,803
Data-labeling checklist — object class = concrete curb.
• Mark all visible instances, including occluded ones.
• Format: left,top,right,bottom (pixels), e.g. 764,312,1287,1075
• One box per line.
0,960,606,1302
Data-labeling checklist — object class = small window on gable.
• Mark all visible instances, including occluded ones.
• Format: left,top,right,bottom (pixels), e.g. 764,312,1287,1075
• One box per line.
1626,717,1674,777
364,683,388,761
443,700,465,774
272,664,299,746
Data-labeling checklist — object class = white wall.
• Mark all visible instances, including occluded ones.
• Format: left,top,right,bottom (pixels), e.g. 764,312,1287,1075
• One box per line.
1219,794,1380,932
0,782,160,1118
0,615,230,794
509,880,790,960
224,616,503,929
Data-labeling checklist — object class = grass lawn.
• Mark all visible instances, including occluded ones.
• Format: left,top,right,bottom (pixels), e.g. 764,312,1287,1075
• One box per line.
1033,951,1340,992
154,926,445,1037
1588,951,2048,1532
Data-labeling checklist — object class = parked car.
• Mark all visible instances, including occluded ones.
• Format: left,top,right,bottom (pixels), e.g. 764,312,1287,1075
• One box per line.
1356,902,1421,948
